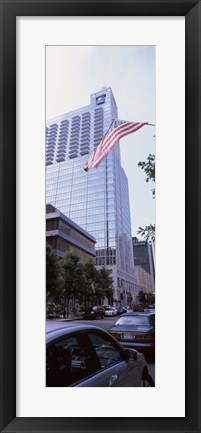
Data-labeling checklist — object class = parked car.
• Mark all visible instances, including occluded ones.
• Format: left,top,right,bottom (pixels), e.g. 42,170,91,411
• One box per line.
47,312,57,319
144,304,155,313
46,324,154,387
133,304,144,312
144,307,155,313
83,305,105,320
116,306,127,315
109,312,155,353
104,307,117,317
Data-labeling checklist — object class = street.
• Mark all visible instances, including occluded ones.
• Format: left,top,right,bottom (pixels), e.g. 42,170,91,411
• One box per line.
46,317,155,383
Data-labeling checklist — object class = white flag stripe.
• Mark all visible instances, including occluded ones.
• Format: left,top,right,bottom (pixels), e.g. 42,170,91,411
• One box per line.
94,127,143,165
94,120,133,158
91,123,142,166
84,120,148,171
91,123,146,168
100,122,143,155
85,122,146,170
83,120,127,170
96,122,137,155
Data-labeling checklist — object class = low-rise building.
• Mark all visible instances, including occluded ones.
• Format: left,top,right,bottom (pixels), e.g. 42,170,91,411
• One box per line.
46,204,96,262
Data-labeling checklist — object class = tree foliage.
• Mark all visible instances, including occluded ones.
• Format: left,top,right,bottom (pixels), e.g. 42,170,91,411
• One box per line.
137,289,155,305
138,153,155,241
96,267,113,301
138,153,155,198
137,224,155,242
46,250,114,310
60,251,83,301
80,260,99,303
46,242,59,301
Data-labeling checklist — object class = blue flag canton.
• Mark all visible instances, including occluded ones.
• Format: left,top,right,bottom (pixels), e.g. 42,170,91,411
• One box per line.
112,119,127,130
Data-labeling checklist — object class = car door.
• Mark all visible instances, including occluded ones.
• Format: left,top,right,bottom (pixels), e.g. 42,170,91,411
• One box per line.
76,331,143,387
46,332,100,387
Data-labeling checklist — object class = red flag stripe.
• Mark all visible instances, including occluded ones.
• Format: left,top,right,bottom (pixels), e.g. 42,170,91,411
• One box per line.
91,123,147,168
84,120,148,171
89,122,141,167
99,122,144,155
99,122,139,151
94,121,137,159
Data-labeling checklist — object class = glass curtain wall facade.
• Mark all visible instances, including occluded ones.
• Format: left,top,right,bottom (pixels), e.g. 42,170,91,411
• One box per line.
46,87,139,305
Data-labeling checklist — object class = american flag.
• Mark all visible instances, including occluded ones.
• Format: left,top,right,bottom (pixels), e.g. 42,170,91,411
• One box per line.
83,119,148,171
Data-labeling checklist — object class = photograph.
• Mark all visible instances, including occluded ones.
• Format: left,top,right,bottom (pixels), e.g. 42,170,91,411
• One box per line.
1,1,200,431
45,45,156,387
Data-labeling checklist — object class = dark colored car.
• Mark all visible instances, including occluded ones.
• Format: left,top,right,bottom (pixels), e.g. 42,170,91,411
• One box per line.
109,312,155,353
46,324,154,387
116,306,127,315
133,304,144,312
83,305,105,320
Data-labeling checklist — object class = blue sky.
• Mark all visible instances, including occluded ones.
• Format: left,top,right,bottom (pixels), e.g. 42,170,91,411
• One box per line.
46,45,155,238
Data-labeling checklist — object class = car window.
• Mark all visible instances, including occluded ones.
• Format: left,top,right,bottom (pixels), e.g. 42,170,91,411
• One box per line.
88,332,124,369
115,315,150,326
46,335,98,387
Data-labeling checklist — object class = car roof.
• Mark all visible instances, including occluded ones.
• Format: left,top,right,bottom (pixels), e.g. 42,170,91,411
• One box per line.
119,312,154,317
46,324,106,345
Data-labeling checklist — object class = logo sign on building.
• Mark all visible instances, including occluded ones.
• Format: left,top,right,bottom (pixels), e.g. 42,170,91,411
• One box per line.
96,94,106,105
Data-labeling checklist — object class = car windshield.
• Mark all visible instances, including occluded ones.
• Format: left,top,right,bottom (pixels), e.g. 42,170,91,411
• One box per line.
115,315,150,327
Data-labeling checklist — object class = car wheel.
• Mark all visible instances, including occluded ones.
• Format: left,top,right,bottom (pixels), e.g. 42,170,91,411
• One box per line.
141,370,155,387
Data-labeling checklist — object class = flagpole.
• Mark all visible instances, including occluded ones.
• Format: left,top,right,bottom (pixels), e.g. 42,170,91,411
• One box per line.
105,119,115,135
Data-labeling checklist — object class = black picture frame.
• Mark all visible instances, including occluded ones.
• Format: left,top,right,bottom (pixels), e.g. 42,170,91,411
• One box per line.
0,1,200,432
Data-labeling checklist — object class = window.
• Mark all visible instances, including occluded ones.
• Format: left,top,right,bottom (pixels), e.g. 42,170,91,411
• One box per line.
116,316,150,327
88,332,123,369
46,335,98,387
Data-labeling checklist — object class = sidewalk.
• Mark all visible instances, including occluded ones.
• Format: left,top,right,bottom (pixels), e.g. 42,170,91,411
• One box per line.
57,315,83,322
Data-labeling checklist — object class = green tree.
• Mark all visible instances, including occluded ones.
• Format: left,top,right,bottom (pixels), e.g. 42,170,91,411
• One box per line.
137,224,155,242
96,267,113,303
138,153,155,241
60,251,83,316
81,260,99,307
137,289,148,304
46,242,59,302
138,153,155,197
80,262,114,307
146,292,155,305
137,289,155,306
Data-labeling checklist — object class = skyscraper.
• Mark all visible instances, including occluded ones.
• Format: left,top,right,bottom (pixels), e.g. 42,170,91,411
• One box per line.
46,87,140,305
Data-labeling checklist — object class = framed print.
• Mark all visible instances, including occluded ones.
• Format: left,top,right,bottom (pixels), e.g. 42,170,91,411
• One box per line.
0,0,200,432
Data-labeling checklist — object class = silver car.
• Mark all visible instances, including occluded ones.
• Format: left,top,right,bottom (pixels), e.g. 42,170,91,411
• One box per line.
46,324,154,387
104,307,117,316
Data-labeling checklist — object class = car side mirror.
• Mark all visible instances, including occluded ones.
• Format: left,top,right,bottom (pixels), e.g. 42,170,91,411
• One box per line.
125,348,138,365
